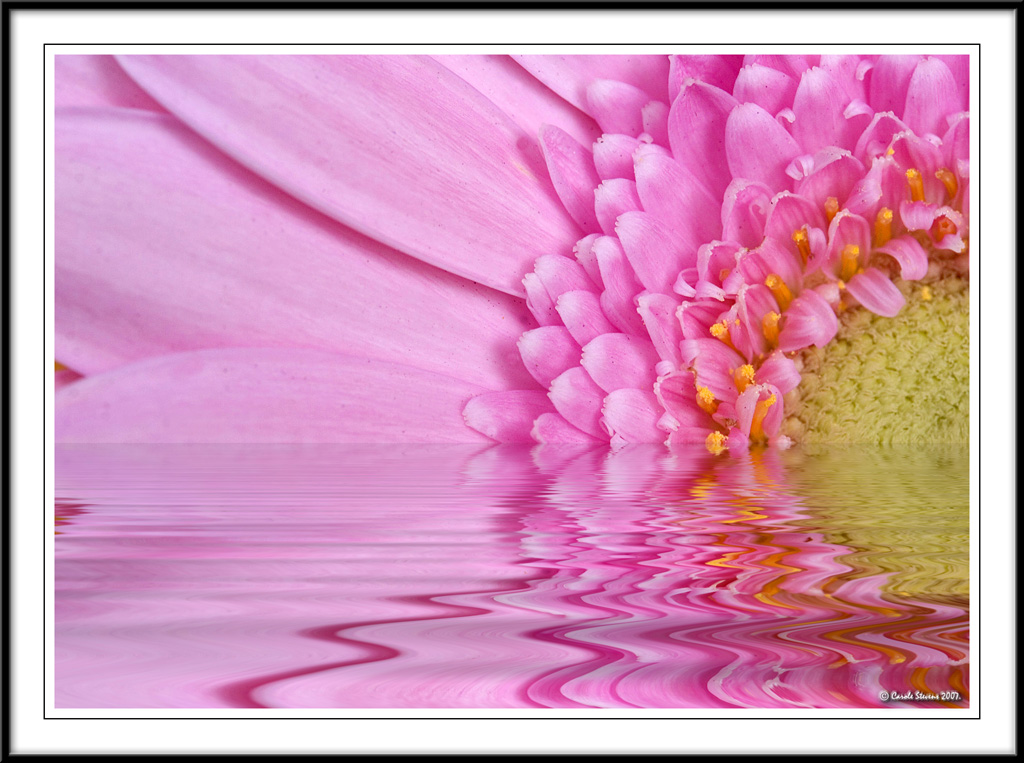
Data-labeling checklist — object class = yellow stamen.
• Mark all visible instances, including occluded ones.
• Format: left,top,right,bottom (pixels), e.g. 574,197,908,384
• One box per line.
921,286,933,301
765,274,794,311
696,386,719,416
886,146,895,157
734,364,755,395
710,320,737,351
824,197,840,225
935,167,959,199
719,268,731,282
750,394,778,443
905,168,925,202
874,207,893,248
55,361,67,372
762,311,781,348
839,244,861,282
705,431,727,455
792,228,811,266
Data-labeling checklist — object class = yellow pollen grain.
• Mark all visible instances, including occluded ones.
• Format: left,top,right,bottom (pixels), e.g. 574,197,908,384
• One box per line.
765,274,794,311
824,197,840,225
935,167,959,199
762,311,781,347
906,168,926,202
705,431,727,455
921,286,933,301
886,146,895,156
734,364,756,394
696,386,719,415
55,361,67,372
874,207,893,248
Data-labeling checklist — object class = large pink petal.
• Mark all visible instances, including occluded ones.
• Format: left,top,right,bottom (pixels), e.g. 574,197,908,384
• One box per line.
512,55,670,111
117,55,578,297
585,79,649,136
55,55,166,111
547,367,607,439
55,108,537,392
633,148,721,247
55,348,491,443
434,55,601,148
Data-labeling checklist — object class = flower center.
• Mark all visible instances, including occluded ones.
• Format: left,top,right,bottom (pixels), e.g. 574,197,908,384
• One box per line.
780,275,969,444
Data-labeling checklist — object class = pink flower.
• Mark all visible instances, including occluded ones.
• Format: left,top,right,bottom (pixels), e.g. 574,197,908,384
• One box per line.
55,54,968,446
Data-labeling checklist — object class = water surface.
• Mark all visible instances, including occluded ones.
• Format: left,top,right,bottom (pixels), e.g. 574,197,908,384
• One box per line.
55,443,969,709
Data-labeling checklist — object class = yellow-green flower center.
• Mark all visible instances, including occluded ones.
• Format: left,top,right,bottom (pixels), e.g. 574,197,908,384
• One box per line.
782,275,969,444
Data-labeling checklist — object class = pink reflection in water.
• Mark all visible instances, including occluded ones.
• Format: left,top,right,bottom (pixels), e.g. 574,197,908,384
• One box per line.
54,443,968,709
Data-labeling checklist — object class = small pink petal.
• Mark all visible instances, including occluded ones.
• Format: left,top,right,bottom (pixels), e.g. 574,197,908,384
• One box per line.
601,388,663,444
581,333,659,392
669,55,744,100
547,366,608,439
534,253,598,299
531,412,601,444
689,338,747,402
517,326,582,388
755,351,801,395
642,100,670,147
778,290,839,352
593,236,646,336
593,133,642,180
725,103,802,190
572,233,604,287
899,200,940,232
733,63,796,117
56,348,491,443
594,178,642,236
867,55,922,115
825,210,872,274
743,55,813,81
539,124,602,234
636,293,684,367
720,180,772,248
853,111,910,161
555,290,617,346
524,272,560,326
904,57,961,137
846,267,905,317
655,373,709,430
634,147,721,248
876,235,930,281
796,149,866,210
668,80,739,198
615,211,692,294
585,79,649,136
735,383,784,440
463,390,554,442
793,66,861,152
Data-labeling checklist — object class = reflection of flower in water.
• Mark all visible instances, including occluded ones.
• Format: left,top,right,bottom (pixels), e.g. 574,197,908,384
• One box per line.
54,443,968,708
55,54,968,447
470,444,968,708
